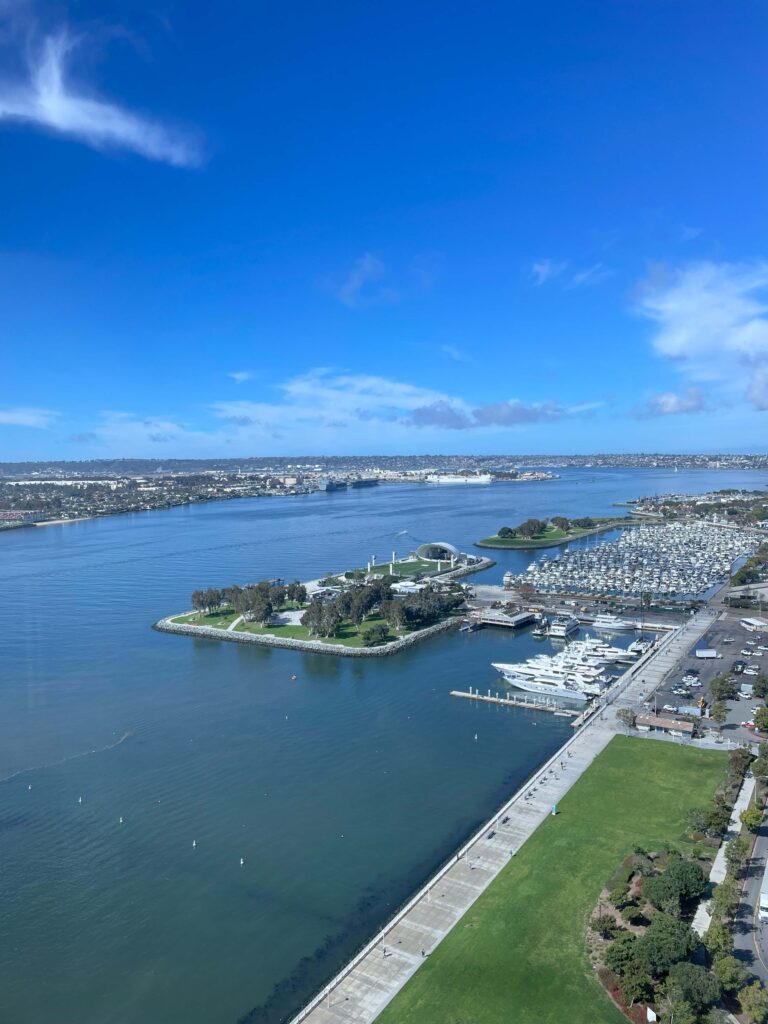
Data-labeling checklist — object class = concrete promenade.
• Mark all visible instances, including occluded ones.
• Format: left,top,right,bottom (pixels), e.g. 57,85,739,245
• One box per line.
288,608,718,1024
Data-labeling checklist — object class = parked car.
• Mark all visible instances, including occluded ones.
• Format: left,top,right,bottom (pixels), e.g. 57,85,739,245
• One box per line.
662,704,677,713
745,669,759,676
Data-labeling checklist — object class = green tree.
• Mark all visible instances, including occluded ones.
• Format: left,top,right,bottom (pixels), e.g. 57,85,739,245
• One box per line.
710,877,740,922
604,932,638,975
755,706,768,733
740,805,764,832
724,834,750,876
753,675,768,700
320,603,341,637
704,804,731,837
710,701,728,728
752,751,768,780
665,961,721,1015
361,623,390,646
741,980,768,1024
703,920,733,960
497,526,515,538
712,954,748,993
666,858,707,901
619,959,654,1007
590,913,619,938
710,676,738,702
636,914,697,978
729,745,755,777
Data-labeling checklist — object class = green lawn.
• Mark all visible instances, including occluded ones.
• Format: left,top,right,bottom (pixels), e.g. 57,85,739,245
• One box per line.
364,558,442,577
235,611,402,647
376,736,726,1024
171,610,239,629
476,517,631,549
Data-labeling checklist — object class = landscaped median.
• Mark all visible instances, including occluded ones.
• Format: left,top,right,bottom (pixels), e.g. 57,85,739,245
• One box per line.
375,736,727,1024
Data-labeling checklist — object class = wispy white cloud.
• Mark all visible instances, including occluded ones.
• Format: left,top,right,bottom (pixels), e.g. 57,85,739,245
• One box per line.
0,406,57,428
440,344,468,362
0,31,200,166
62,370,603,455
327,253,397,308
531,258,611,289
530,259,567,286
568,261,612,288
636,260,768,411
678,224,702,243
634,388,706,419
228,370,254,383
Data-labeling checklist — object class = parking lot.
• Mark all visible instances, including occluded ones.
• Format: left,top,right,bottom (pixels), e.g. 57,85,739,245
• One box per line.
649,610,768,743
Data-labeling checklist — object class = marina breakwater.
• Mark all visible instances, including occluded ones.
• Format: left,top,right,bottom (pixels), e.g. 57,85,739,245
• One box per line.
153,614,461,657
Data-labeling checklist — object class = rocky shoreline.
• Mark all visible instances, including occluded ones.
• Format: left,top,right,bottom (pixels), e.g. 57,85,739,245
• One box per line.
153,614,462,657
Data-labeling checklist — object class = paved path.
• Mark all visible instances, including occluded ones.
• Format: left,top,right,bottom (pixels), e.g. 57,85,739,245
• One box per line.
227,615,244,631
693,774,756,936
289,610,718,1024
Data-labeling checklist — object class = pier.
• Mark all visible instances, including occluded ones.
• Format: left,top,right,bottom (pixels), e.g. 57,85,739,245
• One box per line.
449,688,581,717
469,609,535,629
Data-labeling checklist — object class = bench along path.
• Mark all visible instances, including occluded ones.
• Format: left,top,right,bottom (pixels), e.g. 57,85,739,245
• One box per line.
289,608,718,1024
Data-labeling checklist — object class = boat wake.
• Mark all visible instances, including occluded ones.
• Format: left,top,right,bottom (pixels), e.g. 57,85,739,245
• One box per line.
0,730,133,786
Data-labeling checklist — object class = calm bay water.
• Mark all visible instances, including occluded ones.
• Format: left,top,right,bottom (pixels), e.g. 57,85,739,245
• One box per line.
1,467,766,1024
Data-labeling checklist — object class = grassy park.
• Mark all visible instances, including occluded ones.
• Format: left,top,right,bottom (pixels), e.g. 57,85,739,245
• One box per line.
171,609,405,647
376,736,726,1024
476,516,631,549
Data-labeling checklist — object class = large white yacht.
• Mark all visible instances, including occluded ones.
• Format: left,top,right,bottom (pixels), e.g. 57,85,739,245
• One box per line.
592,612,634,632
548,616,580,638
491,664,592,703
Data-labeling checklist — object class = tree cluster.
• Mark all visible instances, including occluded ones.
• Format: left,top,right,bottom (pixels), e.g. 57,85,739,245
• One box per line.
190,579,307,625
299,579,463,643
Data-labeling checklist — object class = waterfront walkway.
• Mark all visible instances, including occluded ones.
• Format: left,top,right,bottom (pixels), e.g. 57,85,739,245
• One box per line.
289,608,718,1024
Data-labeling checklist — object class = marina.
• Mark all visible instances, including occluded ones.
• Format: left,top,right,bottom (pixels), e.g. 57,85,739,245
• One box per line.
506,521,760,598
3,470,768,1024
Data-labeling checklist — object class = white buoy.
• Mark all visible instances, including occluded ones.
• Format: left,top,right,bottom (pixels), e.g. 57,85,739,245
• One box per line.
474,733,478,741
28,785,31,791
78,796,82,804
192,839,197,848
240,857,244,866
119,816,123,824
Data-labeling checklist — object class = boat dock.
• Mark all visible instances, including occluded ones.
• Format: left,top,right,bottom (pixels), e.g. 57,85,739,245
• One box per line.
469,610,536,629
449,687,580,717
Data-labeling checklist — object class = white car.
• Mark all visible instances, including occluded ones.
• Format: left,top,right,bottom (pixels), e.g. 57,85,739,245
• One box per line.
758,646,768,652
689,681,702,688
662,704,677,713
722,637,736,643
746,640,757,646
741,650,753,656
745,669,759,676
754,652,764,658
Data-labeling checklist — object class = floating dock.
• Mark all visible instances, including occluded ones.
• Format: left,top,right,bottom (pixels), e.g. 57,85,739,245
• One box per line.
450,687,581,717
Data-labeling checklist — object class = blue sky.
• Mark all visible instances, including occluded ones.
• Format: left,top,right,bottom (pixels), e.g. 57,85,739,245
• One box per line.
2,0,767,458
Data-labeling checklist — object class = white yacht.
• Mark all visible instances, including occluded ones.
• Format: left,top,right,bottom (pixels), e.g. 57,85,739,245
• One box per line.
491,663,591,703
548,616,580,638
592,612,634,632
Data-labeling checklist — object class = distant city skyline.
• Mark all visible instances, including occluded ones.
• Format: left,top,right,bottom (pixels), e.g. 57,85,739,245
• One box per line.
2,1,767,458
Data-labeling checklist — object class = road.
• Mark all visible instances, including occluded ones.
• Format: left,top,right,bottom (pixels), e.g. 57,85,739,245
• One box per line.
735,824,768,984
